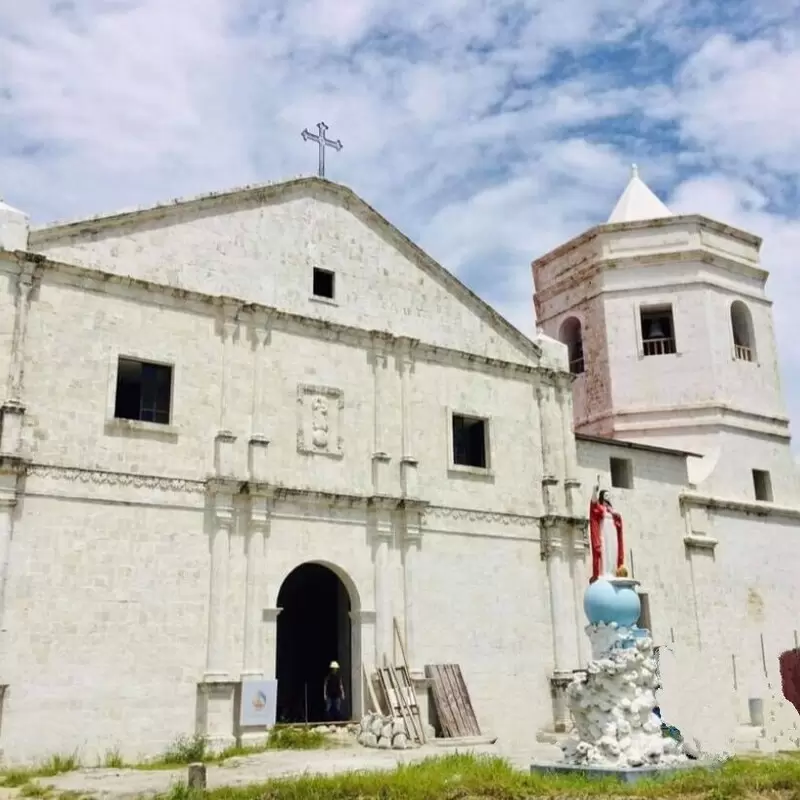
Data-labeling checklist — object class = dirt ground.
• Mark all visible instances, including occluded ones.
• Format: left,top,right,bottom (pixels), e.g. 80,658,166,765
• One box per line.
29,740,551,799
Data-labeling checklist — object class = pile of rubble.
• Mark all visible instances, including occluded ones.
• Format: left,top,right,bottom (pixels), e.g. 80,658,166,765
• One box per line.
356,711,414,750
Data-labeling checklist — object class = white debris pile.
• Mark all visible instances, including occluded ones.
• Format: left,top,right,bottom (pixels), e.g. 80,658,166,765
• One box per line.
356,711,413,750
562,622,691,769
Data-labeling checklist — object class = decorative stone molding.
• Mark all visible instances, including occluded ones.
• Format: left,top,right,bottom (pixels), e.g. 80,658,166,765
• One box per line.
425,505,537,527
296,383,344,459
539,526,566,561
402,507,424,543
680,490,800,521
27,463,206,493
683,534,718,553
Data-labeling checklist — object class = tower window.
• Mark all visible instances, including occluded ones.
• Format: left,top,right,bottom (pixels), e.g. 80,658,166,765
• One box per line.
114,357,172,424
752,469,773,502
640,305,676,356
558,316,585,375
312,267,335,300
451,414,488,469
610,457,634,489
731,300,756,362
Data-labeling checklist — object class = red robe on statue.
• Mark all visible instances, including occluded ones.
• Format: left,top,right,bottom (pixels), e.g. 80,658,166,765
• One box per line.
588,500,624,583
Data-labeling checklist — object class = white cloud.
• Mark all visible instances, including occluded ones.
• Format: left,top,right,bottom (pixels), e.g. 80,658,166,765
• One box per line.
1,0,800,444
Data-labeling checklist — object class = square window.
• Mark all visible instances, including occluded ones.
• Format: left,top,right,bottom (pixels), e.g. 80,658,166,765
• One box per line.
610,456,634,489
452,414,488,469
312,267,335,300
752,469,773,502
114,357,172,425
640,305,676,356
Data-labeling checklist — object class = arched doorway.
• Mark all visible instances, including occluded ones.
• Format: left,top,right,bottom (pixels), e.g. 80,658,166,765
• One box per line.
275,562,353,723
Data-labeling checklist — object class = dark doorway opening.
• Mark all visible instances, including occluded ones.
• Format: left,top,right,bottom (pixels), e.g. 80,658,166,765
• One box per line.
275,563,352,723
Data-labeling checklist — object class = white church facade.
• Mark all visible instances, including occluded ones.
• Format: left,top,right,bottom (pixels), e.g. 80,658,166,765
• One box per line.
0,171,798,764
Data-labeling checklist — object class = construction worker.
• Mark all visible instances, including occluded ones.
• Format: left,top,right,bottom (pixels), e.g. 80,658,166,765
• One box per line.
324,660,345,721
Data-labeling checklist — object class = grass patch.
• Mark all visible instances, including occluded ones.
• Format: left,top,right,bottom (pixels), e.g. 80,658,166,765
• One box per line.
265,726,330,751
136,726,331,770
100,748,125,769
155,752,800,800
0,753,80,789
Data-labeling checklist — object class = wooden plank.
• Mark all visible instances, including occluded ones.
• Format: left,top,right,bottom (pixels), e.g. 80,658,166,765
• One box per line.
392,665,422,743
362,662,383,715
424,664,481,738
441,664,469,736
377,659,396,716
393,617,427,743
452,665,481,735
441,664,470,736
425,664,458,737
383,662,417,742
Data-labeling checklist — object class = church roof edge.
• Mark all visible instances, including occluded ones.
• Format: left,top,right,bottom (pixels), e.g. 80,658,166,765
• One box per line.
30,174,315,237
575,432,702,459
28,175,543,363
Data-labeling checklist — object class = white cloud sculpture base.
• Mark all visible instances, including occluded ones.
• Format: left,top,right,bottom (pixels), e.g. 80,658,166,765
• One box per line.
561,622,690,768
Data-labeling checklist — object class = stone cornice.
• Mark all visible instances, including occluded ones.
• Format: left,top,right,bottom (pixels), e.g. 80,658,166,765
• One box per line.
1,251,555,383
577,401,792,436
680,491,800,522
26,176,542,364
535,258,770,310
531,214,762,271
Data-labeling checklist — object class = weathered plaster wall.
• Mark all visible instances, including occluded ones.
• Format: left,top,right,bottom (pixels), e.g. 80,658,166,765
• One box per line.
0,249,568,762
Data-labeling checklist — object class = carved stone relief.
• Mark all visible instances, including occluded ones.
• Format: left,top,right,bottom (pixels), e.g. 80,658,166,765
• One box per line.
296,384,344,458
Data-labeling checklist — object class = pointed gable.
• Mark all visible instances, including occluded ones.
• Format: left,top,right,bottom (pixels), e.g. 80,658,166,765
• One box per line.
30,177,541,366
607,165,672,224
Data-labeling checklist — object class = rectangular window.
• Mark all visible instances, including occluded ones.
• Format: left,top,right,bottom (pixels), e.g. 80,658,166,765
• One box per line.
312,267,335,300
452,414,488,469
752,469,773,502
610,456,634,489
114,357,172,425
640,305,676,356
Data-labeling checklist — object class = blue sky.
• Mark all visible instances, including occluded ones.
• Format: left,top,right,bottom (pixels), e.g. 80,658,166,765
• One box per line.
2,0,800,443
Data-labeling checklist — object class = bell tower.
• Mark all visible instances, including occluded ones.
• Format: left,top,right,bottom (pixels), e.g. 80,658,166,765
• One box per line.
532,166,795,500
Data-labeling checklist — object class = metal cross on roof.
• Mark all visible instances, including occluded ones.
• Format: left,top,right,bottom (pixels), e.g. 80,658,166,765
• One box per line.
301,121,343,179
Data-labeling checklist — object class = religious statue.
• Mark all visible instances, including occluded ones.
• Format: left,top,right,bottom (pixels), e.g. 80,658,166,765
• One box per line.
588,482,627,583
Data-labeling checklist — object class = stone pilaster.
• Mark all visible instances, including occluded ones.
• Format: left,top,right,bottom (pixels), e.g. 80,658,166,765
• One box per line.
570,522,592,667
242,493,271,677
0,474,19,635
6,263,40,405
371,508,394,663
206,489,235,679
556,376,581,514
537,381,563,515
2,263,40,458
398,339,420,498
248,313,272,483
371,334,393,495
215,304,241,477
401,506,424,667
199,486,237,751
540,519,580,732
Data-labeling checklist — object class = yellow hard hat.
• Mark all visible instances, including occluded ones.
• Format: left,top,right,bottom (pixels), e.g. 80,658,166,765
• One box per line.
330,660,340,669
